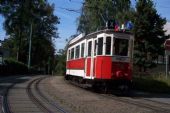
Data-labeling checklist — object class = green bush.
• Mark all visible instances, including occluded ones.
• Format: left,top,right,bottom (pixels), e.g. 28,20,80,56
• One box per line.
0,58,28,76
133,75,170,94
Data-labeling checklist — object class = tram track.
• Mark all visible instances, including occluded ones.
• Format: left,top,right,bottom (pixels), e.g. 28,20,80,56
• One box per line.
27,77,69,113
2,84,13,113
1,75,26,113
66,78,170,113
2,75,170,113
101,94,170,113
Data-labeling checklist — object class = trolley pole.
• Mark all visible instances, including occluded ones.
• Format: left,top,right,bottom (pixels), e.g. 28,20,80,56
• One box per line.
28,23,32,69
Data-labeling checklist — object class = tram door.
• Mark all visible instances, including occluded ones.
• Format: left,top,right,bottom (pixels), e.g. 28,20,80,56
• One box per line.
85,39,93,79
93,39,97,78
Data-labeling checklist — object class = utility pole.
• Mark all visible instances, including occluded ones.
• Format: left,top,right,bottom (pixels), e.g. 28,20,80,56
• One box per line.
28,23,32,69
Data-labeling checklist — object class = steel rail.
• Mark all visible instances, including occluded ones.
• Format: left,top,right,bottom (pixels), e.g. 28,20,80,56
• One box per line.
27,77,69,113
27,78,53,113
66,78,170,113
2,84,13,113
35,77,69,113
101,94,170,113
1,76,27,113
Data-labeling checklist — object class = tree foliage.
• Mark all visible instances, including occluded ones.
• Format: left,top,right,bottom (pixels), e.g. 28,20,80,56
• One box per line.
0,0,59,73
77,0,132,34
133,0,166,72
54,50,66,75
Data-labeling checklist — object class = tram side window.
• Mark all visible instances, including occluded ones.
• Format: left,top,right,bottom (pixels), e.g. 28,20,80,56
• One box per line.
71,48,74,59
106,37,111,55
94,40,97,56
98,37,103,55
68,50,71,60
114,38,128,56
81,43,85,57
88,41,92,56
75,45,80,59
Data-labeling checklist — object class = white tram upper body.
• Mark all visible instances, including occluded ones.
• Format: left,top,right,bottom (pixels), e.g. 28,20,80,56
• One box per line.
66,29,134,82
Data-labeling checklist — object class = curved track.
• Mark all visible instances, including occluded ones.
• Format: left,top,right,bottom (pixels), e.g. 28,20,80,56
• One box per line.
2,76,69,113
27,77,69,113
2,76,25,113
100,94,170,113
27,78,53,113
2,84,13,113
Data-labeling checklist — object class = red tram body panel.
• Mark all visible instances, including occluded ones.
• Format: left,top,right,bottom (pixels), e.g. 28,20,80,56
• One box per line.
66,29,134,85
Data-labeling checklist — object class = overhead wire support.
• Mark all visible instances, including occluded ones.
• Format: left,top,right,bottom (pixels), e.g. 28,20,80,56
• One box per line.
58,7,81,13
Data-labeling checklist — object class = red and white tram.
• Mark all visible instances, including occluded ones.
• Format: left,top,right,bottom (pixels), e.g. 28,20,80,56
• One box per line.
66,29,134,88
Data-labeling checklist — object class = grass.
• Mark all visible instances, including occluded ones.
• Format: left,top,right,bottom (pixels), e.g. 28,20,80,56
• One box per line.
133,73,170,94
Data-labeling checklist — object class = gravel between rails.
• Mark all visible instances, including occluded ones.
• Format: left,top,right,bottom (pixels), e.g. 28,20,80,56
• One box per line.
40,76,170,113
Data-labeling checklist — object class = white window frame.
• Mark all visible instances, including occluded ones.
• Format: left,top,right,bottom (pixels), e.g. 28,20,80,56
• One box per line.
80,40,86,58
113,35,130,57
93,38,98,57
104,34,113,56
97,33,105,56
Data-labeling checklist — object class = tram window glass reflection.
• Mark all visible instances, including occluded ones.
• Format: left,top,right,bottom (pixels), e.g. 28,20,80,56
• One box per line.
81,43,85,57
98,37,103,55
75,45,80,58
106,37,111,55
88,41,92,56
114,38,128,56
71,48,74,59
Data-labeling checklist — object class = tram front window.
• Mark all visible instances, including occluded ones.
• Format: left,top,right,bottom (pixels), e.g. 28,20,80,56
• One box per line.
114,38,128,56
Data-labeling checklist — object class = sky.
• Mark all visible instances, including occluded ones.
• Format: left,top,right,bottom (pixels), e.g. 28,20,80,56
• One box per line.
0,0,170,51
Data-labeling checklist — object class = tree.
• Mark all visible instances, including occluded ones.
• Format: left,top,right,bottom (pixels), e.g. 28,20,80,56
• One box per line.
133,0,166,72
54,49,66,75
0,0,59,73
77,0,132,34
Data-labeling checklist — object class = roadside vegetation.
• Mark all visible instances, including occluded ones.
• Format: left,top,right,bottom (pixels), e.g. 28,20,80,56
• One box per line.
0,58,40,76
0,0,59,74
133,73,170,94
54,50,66,75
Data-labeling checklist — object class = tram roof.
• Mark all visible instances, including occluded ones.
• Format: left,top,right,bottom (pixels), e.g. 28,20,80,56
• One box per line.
67,29,133,47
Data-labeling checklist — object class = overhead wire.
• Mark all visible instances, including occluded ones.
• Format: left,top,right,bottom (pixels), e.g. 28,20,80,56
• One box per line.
58,7,81,13
68,0,83,4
